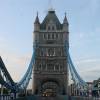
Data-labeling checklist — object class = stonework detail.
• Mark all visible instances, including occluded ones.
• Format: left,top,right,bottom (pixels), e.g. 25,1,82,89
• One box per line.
33,9,69,96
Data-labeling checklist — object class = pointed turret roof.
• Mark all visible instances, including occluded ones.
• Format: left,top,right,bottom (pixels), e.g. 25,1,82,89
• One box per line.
34,12,40,24
40,10,62,30
63,13,69,25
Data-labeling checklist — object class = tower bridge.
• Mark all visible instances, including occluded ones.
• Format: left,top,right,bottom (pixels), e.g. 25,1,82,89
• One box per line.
33,9,69,96
0,9,98,100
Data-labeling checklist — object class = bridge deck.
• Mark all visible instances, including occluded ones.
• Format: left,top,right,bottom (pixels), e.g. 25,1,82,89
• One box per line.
14,95,95,100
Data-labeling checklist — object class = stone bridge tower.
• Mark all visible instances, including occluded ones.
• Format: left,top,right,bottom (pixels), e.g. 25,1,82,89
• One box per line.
33,9,69,96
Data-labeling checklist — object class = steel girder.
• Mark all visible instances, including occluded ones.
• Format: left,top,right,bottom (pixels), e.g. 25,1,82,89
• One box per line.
0,45,36,92
0,56,14,85
64,42,88,92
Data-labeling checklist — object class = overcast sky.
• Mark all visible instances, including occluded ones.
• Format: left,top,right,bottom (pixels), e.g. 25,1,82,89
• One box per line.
0,0,100,85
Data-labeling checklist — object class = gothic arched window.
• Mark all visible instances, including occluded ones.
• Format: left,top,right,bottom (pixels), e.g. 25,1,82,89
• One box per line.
42,62,46,70
47,64,54,71
52,34,54,39
60,65,63,71
56,34,58,39
48,26,51,30
43,34,46,39
48,48,54,56
52,26,55,30
55,64,60,71
48,34,50,39
38,64,42,70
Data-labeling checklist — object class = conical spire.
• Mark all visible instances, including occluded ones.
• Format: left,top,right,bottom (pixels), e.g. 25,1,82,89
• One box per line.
63,12,69,25
63,12,69,32
34,12,40,24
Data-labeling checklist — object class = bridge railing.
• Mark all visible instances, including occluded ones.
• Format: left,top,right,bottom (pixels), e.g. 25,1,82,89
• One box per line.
0,94,11,100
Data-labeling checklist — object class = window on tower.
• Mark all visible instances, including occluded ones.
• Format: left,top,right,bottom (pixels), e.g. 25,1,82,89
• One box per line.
47,64,54,71
52,26,55,30
37,64,42,71
48,34,50,39
43,34,46,39
48,26,51,30
52,34,54,39
47,48,55,56
42,63,46,70
44,33,59,44
40,48,44,56
60,65,63,71
55,64,60,71
57,48,61,56
56,34,59,39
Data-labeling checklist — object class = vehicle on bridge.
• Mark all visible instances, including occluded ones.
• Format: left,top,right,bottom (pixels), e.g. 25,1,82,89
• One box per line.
42,89,56,97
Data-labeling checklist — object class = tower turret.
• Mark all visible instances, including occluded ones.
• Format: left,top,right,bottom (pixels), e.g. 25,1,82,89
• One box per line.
63,13,69,32
34,12,40,32
33,10,69,96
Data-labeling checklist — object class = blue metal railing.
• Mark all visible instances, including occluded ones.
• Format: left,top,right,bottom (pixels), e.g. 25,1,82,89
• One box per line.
0,43,36,92
64,41,88,92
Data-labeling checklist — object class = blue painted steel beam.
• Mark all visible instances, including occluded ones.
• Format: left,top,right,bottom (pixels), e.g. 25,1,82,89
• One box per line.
0,44,36,92
0,56,14,85
64,42,88,92
16,45,36,91
0,73,15,91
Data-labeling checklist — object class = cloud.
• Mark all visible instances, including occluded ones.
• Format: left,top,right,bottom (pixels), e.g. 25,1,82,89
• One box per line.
0,36,8,50
89,0,100,14
81,69,100,82
0,34,32,82
79,33,85,39
73,58,100,82
0,34,33,88
76,58,100,64
80,0,100,16
0,36,6,43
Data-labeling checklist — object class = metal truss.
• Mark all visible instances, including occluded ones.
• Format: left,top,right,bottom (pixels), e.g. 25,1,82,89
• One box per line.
0,41,88,94
16,49,35,91
64,41,88,93
0,44,36,93
0,56,15,91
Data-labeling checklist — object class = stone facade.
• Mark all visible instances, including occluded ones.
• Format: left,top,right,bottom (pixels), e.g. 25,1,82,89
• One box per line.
32,9,69,96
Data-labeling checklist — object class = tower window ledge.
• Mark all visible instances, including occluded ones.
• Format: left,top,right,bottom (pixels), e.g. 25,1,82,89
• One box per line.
46,40,56,44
